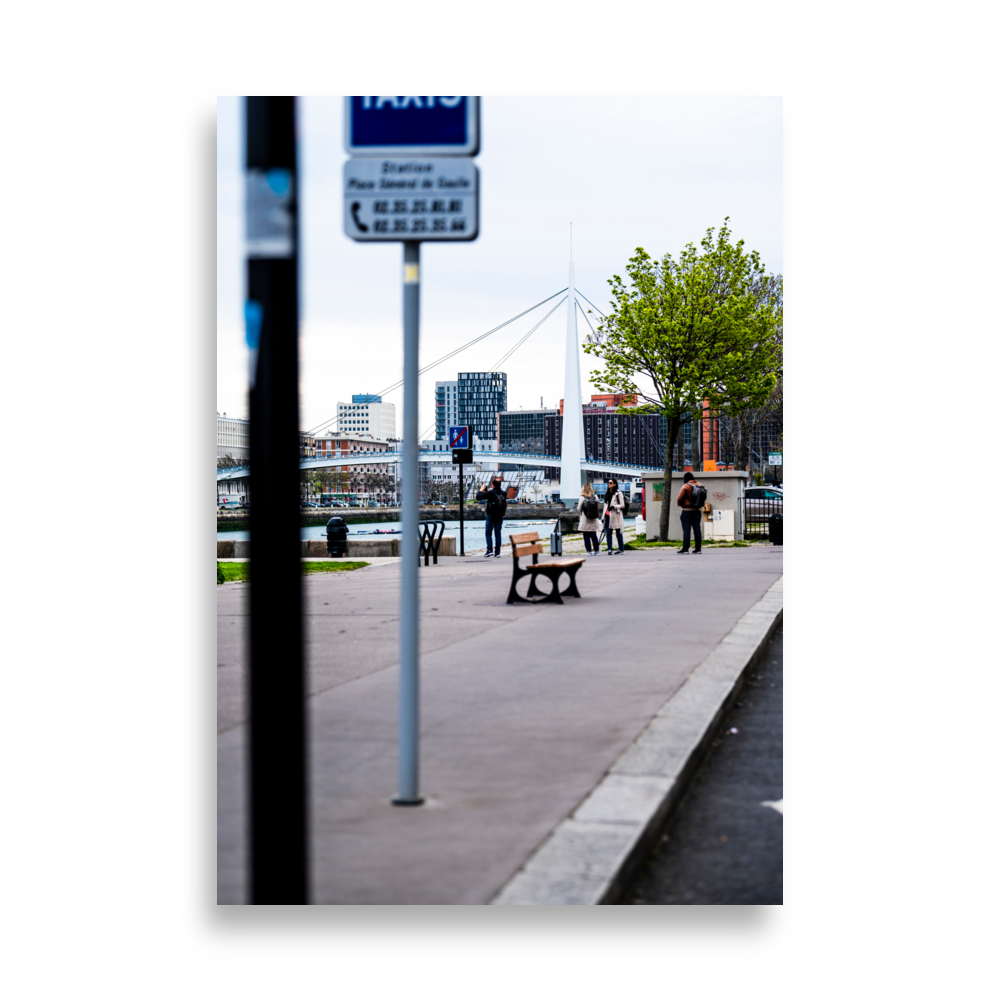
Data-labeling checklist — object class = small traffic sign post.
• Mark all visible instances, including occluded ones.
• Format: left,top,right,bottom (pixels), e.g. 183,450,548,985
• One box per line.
448,425,470,450
344,100,480,808
450,432,472,557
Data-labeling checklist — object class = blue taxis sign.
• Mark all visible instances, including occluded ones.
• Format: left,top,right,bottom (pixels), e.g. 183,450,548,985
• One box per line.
345,97,480,157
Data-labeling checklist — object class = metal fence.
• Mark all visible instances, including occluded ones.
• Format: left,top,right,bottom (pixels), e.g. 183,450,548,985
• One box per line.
739,494,783,542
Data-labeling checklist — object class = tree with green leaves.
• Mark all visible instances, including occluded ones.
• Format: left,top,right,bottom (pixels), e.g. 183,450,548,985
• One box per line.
584,220,782,541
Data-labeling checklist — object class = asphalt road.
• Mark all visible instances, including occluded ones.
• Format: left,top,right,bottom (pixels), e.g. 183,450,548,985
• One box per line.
624,625,783,905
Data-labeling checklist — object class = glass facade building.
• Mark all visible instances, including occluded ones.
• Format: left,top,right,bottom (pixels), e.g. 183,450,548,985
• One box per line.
456,371,507,445
435,373,508,444
498,408,555,455
544,410,665,474
499,407,557,473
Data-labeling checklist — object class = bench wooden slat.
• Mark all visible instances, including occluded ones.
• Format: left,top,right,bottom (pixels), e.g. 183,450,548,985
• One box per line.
509,532,541,544
512,542,545,557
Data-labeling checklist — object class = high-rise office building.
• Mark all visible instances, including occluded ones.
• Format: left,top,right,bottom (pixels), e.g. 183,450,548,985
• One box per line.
434,380,459,440
435,372,508,446
457,371,506,447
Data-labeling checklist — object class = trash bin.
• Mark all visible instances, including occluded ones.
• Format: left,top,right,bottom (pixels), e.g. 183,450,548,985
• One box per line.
768,513,783,546
326,516,349,556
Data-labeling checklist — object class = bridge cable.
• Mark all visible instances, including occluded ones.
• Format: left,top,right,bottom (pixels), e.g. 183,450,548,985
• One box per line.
575,298,597,341
575,289,607,318
371,286,569,405
489,296,566,372
305,287,568,438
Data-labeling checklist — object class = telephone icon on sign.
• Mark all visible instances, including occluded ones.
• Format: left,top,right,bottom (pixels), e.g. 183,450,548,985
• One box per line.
350,202,369,233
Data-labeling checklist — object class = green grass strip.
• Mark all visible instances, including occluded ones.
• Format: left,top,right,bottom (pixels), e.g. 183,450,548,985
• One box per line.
217,561,369,583
625,534,752,550
301,561,369,574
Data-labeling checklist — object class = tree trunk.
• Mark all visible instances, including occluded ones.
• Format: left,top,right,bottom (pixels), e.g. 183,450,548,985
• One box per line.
735,410,750,472
658,415,681,542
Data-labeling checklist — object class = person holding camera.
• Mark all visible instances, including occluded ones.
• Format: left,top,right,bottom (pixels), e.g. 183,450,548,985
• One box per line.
476,476,508,557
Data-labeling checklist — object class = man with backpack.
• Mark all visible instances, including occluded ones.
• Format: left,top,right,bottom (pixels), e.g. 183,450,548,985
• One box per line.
476,476,508,557
675,471,707,554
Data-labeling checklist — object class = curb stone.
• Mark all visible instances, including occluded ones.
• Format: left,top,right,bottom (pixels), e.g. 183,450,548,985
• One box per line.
490,576,783,905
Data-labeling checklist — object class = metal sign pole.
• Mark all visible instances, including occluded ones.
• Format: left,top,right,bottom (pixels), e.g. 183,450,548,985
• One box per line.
458,463,465,556
245,96,308,902
343,99,480,809
394,240,424,806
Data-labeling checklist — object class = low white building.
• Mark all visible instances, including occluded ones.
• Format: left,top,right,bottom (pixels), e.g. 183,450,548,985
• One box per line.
217,412,249,463
312,432,397,504
336,395,396,440
314,433,395,474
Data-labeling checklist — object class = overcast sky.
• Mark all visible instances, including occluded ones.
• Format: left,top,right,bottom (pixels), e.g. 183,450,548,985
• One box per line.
217,96,782,437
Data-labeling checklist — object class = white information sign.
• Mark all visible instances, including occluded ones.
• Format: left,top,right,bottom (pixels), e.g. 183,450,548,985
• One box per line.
768,453,783,465
344,158,478,242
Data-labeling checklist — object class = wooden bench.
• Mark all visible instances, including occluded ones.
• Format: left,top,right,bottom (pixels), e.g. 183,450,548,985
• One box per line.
506,532,585,605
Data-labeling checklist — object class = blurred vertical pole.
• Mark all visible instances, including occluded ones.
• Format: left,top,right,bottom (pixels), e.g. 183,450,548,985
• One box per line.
245,96,308,901
393,240,424,806
458,462,465,556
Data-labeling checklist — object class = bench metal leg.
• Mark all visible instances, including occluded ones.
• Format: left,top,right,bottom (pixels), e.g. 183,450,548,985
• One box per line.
507,566,533,604
535,571,564,603
560,565,582,599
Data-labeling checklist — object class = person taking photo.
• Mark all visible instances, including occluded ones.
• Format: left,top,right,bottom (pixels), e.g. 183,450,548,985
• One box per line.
476,476,508,557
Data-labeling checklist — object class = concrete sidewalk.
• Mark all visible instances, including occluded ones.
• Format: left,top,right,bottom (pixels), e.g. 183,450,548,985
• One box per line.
217,546,783,904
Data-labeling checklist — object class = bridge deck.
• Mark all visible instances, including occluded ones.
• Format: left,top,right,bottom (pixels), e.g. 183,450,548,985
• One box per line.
218,451,661,482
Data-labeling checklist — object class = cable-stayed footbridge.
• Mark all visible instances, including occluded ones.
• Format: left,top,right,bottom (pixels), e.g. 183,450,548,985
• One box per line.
218,259,663,496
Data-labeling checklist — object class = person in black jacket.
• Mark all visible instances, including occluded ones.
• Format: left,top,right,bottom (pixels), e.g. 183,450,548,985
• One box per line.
675,471,705,554
476,476,507,557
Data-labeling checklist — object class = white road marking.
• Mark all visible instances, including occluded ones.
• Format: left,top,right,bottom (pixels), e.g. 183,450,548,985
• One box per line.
761,799,783,814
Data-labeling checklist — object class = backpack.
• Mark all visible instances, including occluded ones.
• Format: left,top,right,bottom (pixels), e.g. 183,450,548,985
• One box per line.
583,496,600,520
487,490,507,518
688,482,708,508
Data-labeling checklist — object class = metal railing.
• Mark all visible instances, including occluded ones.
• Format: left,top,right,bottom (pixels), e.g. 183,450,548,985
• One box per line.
739,495,784,542
221,450,665,481
417,520,445,566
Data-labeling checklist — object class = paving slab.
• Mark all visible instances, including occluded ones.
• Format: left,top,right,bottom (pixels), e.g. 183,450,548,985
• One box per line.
217,546,782,904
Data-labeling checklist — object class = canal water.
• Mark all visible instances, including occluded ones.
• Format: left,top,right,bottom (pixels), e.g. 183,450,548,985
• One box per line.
218,517,637,551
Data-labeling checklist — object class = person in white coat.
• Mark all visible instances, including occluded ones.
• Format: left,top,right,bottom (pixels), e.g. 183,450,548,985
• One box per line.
603,478,626,555
576,482,604,556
